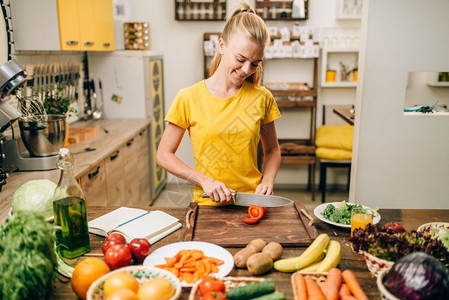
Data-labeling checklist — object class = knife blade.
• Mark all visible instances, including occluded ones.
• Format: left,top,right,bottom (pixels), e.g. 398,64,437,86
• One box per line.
201,192,293,207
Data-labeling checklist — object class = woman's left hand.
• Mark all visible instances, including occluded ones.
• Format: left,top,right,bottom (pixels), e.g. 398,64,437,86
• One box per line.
255,183,274,195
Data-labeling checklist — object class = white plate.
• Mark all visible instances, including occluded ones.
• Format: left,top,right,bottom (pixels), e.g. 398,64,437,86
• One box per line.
314,202,381,228
143,241,234,287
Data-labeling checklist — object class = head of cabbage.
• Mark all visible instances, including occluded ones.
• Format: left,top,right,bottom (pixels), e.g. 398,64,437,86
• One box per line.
12,179,57,220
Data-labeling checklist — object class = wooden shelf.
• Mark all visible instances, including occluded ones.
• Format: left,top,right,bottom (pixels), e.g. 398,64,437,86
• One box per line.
276,99,316,108
255,0,308,21
175,0,226,21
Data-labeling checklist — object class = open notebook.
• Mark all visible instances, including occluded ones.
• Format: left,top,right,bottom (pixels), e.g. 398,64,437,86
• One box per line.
88,207,182,244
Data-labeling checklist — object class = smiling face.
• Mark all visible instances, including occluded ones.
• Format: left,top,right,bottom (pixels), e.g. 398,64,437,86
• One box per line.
218,30,265,87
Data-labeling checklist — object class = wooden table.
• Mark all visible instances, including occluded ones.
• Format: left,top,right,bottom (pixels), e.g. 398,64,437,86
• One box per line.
333,108,355,125
52,206,449,299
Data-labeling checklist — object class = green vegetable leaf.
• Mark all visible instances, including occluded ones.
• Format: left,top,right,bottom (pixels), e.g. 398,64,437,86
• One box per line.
322,201,362,225
0,211,57,300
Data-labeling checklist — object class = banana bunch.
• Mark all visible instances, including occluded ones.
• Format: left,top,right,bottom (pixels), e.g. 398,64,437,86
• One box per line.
273,233,341,273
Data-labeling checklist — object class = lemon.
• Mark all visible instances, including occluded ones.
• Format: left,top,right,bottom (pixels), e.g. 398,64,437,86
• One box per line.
137,277,175,300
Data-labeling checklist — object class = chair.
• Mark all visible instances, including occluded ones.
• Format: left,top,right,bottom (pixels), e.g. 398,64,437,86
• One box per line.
316,105,354,203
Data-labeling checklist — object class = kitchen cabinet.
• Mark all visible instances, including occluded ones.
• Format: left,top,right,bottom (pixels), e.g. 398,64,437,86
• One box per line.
88,51,167,203
80,126,151,206
80,161,107,206
10,0,115,51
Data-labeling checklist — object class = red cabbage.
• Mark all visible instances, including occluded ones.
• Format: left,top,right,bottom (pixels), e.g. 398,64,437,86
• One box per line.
384,252,449,300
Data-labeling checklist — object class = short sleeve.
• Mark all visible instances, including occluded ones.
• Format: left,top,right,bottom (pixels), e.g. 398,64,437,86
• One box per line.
262,91,281,125
164,90,190,129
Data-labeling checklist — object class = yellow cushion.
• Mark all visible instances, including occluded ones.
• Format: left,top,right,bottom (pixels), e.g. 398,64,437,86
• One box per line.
315,124,354,151
316,147,352,160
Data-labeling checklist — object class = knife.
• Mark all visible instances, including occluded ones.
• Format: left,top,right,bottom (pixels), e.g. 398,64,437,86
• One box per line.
201,192,293,207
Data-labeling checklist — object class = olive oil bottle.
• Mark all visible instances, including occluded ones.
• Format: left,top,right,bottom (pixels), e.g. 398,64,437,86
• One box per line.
53,148,90,259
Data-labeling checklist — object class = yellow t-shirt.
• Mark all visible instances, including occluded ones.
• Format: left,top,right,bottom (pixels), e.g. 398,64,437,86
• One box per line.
165,80,281,205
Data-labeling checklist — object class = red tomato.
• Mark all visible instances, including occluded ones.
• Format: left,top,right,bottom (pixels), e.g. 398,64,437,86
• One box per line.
243,216,260,224
248,205,267,219
102,238,125,255
107,233,127,244
128,238,151,263
104,244,132,270
199,276,226,296
202,291,227,300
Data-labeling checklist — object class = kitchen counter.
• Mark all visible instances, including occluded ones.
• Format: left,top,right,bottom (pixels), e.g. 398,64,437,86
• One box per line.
0,118,151,224
50,206,449,299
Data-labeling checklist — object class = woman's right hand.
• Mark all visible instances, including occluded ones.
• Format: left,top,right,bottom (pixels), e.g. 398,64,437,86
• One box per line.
201,178,235,203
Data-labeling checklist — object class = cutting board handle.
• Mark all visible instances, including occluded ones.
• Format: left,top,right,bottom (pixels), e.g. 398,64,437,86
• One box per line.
300,208,314,227
185,209,194,229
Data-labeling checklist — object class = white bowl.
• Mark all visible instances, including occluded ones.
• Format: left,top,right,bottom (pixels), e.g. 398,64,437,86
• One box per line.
86,265,182,300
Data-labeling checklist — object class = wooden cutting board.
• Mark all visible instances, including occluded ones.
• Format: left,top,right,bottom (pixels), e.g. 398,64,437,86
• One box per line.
181,202,318,247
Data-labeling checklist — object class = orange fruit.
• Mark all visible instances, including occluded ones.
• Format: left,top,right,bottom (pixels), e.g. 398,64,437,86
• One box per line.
137,277,175,300
103,272,140,298
105,288,139,300
71,257,111,299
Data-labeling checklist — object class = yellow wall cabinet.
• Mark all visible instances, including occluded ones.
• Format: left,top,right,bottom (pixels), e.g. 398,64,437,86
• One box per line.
10,0,115,51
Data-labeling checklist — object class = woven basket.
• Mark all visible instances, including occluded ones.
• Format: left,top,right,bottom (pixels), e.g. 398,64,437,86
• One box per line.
362,251,394,278
417,222,449,236
188,276,266,300
86,266,182,300
291,272,328,300
376,268,400,300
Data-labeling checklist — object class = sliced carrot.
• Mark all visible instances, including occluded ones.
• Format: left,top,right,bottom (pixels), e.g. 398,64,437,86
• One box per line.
182,261,197,268
167,267,179,277
180,267,196,273
342,270,369,300
339,283,352,298
305,278,326,300
205,256,224,265
326,268,342,300
190,249,205,259
164,256,177,267
294,273,308,300
180,272,194,284
209,262,219,273
341,296,357,300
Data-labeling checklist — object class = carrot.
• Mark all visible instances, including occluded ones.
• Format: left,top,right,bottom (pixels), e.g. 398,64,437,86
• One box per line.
339,283,352,298
305,278,326,300
342,270,369,300
342,296,357,300
157,249,223,284
326,268,342,300
293,273,308,300
205,256,224,265
319,280,328,297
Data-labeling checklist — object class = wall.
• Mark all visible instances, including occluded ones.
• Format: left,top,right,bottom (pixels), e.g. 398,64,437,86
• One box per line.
350,0,449,209
127,0,360,186
3,1,449,190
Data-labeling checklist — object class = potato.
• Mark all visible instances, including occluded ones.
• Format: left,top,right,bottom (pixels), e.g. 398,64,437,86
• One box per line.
233,247,256,268
246,238,267,253
262,242,283,261
246,252,273,275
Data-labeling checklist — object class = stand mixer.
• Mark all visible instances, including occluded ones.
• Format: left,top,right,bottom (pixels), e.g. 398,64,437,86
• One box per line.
0,60,65,182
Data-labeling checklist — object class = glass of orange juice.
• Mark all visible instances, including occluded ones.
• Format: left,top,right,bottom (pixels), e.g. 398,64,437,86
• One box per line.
351,207,374,236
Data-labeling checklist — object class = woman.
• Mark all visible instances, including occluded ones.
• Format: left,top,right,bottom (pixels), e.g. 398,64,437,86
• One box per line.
157,2,281,205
